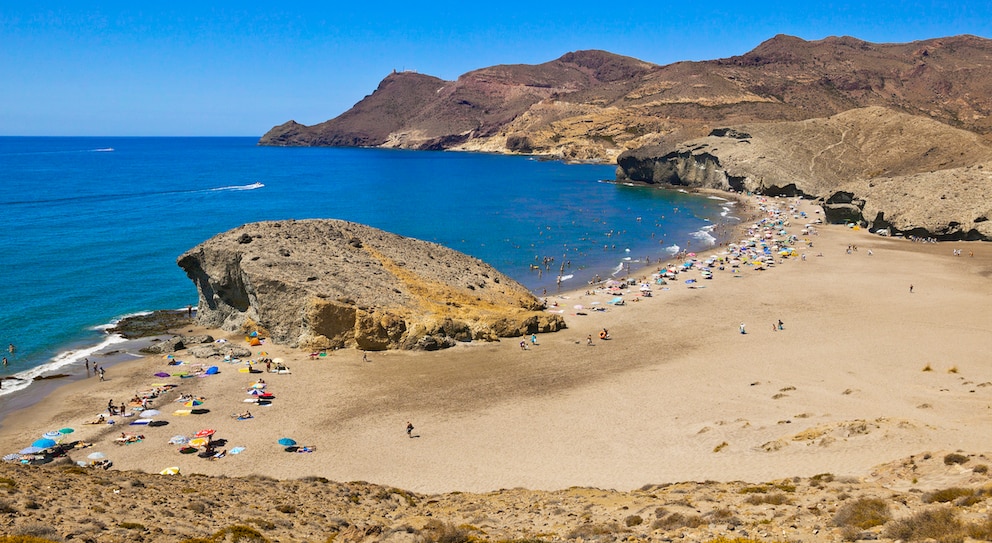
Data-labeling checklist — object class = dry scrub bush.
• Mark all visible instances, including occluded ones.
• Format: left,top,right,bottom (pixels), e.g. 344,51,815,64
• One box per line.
883,507,962,543
9,525,61,543
179,525,269,543
0,537,64,543
944,453,969,465
745,493,791,505
974,464,989,474
421,519,473,543
832,497,891,529
566,523,619,539
923,487,976,504
624,515,643,527
652,512,705,530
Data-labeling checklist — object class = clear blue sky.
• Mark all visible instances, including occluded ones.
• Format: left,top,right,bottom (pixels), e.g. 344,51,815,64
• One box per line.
1,1,989,136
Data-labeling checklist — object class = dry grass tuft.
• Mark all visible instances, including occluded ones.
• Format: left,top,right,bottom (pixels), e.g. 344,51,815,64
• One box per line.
883,507,962,543
944,453,969,465
832,497,891,529
922,487,976,504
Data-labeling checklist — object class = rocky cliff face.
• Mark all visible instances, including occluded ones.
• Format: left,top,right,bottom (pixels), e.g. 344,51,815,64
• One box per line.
616,107,992,240
177,220,563,351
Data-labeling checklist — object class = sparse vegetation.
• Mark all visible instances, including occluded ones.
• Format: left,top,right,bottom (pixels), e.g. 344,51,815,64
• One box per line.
975,464,989,474
923,363,933,372
883,507,962,543
624,514,643,527
652,512,705,530
922,487,976,504
832,497,891,529
713,441,728,452
745,492,791,505
118,522,146,530
421,519,474,543
944,453,970,465
179,525,270,543
275,504,296,514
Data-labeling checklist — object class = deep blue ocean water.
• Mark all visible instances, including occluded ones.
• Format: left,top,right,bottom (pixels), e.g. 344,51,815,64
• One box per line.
0,137,733,401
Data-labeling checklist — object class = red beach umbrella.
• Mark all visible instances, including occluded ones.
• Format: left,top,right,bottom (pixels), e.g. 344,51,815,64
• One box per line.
193,429,215,438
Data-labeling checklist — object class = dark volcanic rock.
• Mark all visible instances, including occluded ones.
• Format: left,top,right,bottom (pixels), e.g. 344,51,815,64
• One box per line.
177,220,565,351
108,310,194,339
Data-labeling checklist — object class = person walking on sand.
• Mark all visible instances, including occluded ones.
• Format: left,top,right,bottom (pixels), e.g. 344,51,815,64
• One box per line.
530,334,537,345
778,320,784,331
406,421,414,438
740,322,746,335
586,334,594,346
99,366,106,381
910,284,914,293
362,352,369,363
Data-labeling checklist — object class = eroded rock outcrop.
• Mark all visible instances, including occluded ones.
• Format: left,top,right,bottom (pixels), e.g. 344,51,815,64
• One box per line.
616,107,992,240
177,220,563,351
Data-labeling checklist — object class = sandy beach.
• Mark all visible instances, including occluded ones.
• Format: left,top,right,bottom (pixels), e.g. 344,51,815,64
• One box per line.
2,195,991,494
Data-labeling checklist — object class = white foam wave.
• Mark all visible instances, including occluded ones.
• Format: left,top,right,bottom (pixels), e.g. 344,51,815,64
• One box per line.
690,229,717,246
666,244,681,255
92,148,114,152
88,310,154,332
0,334,128,397
708,196,729,201
210,182,264,192
557,274,574,282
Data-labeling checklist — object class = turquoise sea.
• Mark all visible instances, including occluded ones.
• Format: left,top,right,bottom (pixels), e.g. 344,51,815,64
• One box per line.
0,137,734,405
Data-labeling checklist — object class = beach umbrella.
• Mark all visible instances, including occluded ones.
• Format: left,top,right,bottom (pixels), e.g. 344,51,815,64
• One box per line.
248,388,265,395
87,452,106,460
249,382,266,389
272,358,284,364
184,399,203,407
160,466,180,475
168,435,189,445
58,427,74,435
140,409,161,417
188,438,208,448
42,431,61,440
154,372,171,378
277,438,296,447
193,429,215,438
2,453,21,462
32,438,57,449
19,447,43,455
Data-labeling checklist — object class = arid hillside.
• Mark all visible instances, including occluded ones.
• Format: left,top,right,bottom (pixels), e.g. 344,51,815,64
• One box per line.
260,35,992,162
4,451,992,543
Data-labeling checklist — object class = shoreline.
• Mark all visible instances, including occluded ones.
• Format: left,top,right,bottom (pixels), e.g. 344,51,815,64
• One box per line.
3,194,992,493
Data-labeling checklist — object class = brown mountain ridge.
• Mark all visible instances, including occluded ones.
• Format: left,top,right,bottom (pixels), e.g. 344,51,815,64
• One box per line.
260,34,992,239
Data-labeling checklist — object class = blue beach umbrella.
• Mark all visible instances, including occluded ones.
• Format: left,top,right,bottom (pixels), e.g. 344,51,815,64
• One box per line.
42,431,61,440
277,438,296,447
19,446,43,455
58,427,74,435
32,438,57,449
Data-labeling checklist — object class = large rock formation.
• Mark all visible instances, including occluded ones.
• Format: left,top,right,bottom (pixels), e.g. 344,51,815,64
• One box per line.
177,220,563,351
616,107,992,239
260,35,992,162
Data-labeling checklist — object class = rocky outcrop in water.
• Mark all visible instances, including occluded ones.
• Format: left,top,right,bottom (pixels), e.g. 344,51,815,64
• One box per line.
177,220,563,351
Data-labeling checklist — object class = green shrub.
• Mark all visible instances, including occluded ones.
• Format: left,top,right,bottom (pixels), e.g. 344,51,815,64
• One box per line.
833,497,891,529
884,507,962,543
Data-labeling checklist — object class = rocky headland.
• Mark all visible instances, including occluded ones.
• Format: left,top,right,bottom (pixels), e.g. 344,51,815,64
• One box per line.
260,34,992,239
176,219,563,351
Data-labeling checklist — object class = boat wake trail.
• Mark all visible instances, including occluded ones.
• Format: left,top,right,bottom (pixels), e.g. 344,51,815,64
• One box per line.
2,182,264,206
